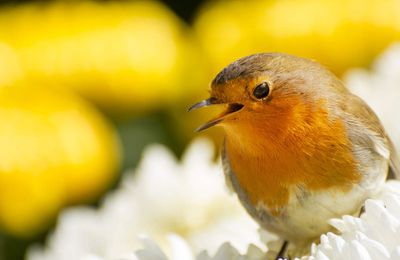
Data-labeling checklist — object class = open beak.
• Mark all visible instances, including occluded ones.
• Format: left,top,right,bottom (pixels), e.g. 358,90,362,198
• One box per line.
188,97,244,132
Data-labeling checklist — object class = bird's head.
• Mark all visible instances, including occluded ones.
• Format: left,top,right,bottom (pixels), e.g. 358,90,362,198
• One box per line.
190,53,345,136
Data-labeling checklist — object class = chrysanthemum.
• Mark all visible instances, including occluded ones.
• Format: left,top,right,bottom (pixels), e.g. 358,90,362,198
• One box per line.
107,181,400,260
27,139,263,260
305,181,400,260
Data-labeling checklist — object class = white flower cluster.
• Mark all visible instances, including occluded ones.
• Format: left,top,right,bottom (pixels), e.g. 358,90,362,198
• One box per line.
113,181,400,260
127,234,265,260
306,181,400,260
75,180,400,260
27,139,263,260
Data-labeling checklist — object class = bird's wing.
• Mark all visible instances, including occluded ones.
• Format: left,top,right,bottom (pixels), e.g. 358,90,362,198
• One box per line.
341,94,396,179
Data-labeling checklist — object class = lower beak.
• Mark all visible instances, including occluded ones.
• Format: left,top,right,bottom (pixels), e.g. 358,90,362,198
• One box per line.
188,98,244,132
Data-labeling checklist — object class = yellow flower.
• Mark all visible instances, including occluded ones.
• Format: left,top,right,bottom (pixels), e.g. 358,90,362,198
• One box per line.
0,87,120,237
0,42,23,86
194,0,400,75
0,1,206,114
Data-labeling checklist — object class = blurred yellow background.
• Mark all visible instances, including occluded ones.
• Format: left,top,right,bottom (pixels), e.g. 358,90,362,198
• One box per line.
0,0,399,259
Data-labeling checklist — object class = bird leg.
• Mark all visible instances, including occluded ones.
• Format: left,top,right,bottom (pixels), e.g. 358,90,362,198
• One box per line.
358,204,365,217
275,240,289,260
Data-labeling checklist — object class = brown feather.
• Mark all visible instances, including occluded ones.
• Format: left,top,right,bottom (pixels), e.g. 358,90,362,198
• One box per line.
389,140,400,179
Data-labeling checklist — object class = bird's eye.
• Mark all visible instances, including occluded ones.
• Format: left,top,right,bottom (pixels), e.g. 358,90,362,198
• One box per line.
253,82,270,100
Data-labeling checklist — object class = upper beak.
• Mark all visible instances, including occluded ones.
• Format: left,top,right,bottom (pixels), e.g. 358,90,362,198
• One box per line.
188,97,219,112
188,97,244,132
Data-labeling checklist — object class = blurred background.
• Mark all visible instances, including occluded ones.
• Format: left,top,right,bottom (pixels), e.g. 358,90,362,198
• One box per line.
0,0,399,259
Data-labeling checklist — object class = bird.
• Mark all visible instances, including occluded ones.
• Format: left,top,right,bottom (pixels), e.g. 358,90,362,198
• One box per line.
189,53,400,259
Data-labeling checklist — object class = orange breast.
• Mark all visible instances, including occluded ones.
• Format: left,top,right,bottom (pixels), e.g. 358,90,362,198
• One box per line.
224,98,361,215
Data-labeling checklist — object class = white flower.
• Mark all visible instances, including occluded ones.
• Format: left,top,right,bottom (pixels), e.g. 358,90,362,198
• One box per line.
345,43,400,150
120,180,400,260
305,181,400,260
134,235,196,260
124,234,266,260
26,139,264,260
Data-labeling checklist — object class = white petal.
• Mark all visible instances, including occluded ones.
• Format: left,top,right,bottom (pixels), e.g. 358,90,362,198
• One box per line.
246,244,265,260
196,251,212,260
348,241,372,260
390,247,400,260
383,195,400,219
328,219,347,233
167,234,196,260
315,250,330,260
211,243,241,260
357,234,390,259
326,232,345,255
135,237,168,260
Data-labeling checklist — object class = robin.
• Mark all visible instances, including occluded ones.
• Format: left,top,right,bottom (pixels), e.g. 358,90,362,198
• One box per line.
189,53,400,259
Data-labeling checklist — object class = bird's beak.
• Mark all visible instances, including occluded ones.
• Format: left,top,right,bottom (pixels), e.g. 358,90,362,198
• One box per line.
188,97,244,132
188,97,219,112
